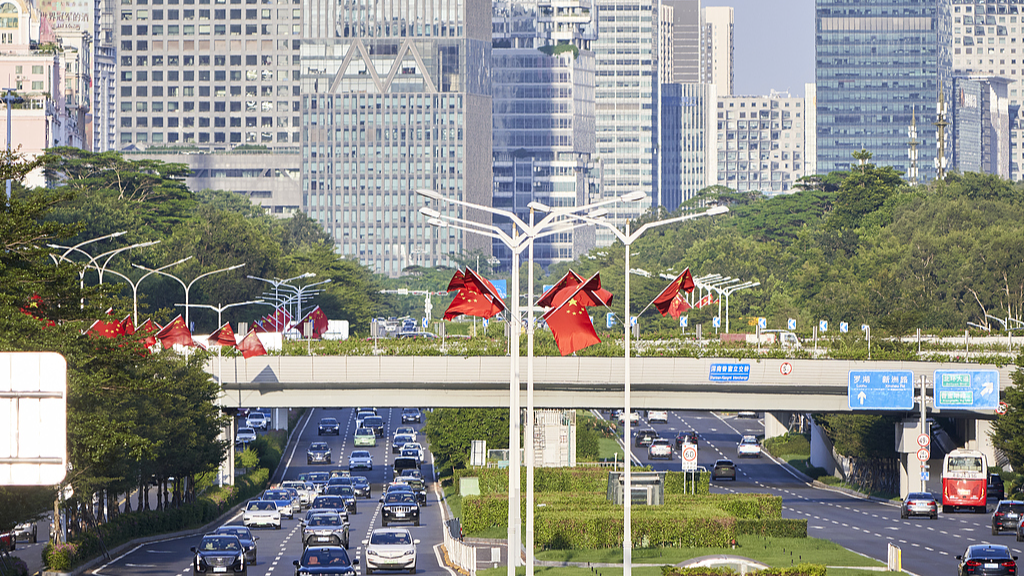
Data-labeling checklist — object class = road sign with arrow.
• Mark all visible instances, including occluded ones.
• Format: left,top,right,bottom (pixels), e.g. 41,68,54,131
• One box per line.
934,370,1000,410
848,370,915,410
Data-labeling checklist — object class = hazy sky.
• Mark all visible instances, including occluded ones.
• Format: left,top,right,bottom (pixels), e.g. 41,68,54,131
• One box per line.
703,0,815,97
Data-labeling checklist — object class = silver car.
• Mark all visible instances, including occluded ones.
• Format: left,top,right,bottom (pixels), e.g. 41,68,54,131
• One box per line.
301,512,350,549
363,528,419,574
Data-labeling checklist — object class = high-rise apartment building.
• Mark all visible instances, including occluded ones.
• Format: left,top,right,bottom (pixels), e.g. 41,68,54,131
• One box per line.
298,0,493,275
490,0,600,268
593,0,656,243
660,82,716,211
815,0,949,181
716,92,812,194
660,0,700,84
701,5,731,95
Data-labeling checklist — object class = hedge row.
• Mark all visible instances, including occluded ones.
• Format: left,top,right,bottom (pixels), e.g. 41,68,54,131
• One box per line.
735,519,807,538
662,564,826,576
536,510,735,549
666,494,782,520
0,555,28,576
452,467,712,497
43,427,290,570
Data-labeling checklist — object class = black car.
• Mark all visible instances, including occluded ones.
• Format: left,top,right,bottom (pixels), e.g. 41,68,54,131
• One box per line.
310,496,349,517
211,526,258,564
293,546,358,576
993,500,1024,535
351,476,371,499
401,408,422,423
318,418,341,436
381,490,420,527
675,431,699,448
323,485,358,514
393,457,419,480
991,474,1007,501
394,476,427,506
634,429,659,448
192,534,248,576
308,442,332,465
957,544,1018,575
392,434,415,454
307,472,330,493
363,416,386,437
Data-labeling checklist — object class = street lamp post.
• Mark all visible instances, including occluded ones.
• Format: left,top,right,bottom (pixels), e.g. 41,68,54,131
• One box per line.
418,189,646,576
247,273,316,325
568,206,729,576
174,300,271,329
48,240,161,289
133,263,246,329
94,257,193,324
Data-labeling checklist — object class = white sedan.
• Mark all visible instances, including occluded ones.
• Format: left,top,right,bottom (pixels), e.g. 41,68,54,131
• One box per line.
236,427,257,444
737,435,761,458
243,500,282,529
363,528,419,574
647,438,673,460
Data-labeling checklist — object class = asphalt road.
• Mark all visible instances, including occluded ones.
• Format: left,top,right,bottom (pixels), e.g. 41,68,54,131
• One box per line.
91,407,452,576
624,409,1019,576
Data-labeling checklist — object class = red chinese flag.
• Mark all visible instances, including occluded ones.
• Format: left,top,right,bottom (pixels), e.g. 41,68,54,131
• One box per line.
652,269,695,318
138,319,161,348
665,294,692,319
297,306,329,338
536,271,585,308
238,330,268,359
462,268,507,314
155,315,195,348
443,289,503,320
86,317,124,339
446,270,466,292
120,315,135,336
694,293,716,309
536,271,613,310
208,322,238,347
543,294,601,356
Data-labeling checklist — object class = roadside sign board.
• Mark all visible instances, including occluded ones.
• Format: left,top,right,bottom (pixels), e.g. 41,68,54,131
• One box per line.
0,352,68,486
934,370,1000,410
710,363,751,382
848,370,914,410
681,444,698,471
712,316,721,328
916,448,930,462
916,434,930,448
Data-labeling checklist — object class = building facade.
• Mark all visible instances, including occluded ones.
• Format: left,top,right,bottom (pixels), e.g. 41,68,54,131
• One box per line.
716,92,812,194
490,0,600,268
951,75,1010,177
816,0,950,181
660,82,715,211
701,5,731,96
298,0,493,275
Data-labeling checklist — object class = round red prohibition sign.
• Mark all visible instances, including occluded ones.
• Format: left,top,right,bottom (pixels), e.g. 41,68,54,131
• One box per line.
916,448,930,462
780,362,793,376
682,446,697,463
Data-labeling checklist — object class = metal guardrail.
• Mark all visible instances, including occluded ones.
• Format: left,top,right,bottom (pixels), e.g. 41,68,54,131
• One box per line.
443,518,475,576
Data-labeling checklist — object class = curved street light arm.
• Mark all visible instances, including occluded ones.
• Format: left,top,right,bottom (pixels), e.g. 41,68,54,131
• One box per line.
417,189,530,232
187,263,246,292
57,231,126,260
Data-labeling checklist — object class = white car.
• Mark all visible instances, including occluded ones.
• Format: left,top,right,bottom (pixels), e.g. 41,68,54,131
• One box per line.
246,412,268,430
282,481,316,507
616,411,640,425
401,442,424,463
648,410,668,424
363,528,419,574
647,438,673,460
394,427,417,438
737,435,761,458
349,450,374,471
236,427,257,444
243,500,282,529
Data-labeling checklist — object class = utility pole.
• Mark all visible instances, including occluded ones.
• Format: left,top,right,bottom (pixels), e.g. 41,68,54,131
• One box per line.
934,90,948,181
920,375,929,493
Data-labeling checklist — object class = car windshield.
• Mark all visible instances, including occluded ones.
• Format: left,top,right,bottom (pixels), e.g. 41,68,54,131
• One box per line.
364,417,383,427
741,437,757,444
265,491,287,499
385,493,417,504
312,497,343,507
907,493,933,500
309,516,342,526
310,443,328,450
320,418,338,425
1000,503,1024,513
302,548,352,566
970,546,1012,559
353,476,368,484
395,435,413,444
395,458,417,468
216,528,250,539
201,536,240,551
370,532,412,545
351,451,370,458
309,473,329,482
247,501,276,511
355,428,373,436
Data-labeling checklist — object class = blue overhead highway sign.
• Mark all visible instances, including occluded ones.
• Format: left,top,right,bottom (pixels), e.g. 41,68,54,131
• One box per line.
934,370,1000,410
848,370,914,410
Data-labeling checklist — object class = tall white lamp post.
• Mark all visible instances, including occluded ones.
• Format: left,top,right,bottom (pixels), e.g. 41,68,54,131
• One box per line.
133,263,246,328
569,205,729,576
95,256,193,324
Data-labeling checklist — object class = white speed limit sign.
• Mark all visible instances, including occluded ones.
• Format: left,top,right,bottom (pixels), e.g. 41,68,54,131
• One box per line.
681,444,698,471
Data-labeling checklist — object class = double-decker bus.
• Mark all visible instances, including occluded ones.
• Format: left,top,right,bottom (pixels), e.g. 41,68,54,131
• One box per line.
942,449,988,513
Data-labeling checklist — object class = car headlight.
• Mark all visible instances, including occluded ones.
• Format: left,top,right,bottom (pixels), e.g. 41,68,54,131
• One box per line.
366,549,380,557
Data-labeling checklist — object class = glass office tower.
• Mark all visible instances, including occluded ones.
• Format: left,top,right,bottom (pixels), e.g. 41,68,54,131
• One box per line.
299,0,493,276
816,0,951,181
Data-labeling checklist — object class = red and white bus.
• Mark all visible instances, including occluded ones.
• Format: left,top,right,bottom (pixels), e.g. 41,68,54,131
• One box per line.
942,449,988,513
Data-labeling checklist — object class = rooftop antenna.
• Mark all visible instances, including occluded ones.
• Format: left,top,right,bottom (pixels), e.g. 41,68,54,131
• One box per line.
934,89,948,180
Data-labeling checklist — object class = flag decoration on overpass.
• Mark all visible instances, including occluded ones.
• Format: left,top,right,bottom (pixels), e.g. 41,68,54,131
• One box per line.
238,329,267,358
155,315,195,348
443,268,506,320
538,271,613,356
208,322,238,347
650,268,695,320
294,306,329,338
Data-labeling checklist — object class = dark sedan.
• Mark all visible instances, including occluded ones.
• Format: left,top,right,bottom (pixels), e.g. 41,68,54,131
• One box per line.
351,476,371,499
381,490,420,527
191,534,248,576
293,546,358,576
993,501,1024,535
211,526,258,564
634,429,658,448
900,492,938,520
711,459,736,481
675,431,699,448
401,408,422,423
323,485,358,514
957,544,1018,575
318,418,341,436
307,442,332,465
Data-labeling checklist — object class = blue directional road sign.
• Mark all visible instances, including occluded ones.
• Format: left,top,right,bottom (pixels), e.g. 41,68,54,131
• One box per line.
491,279,508,299
630,316,637,326
606,313,617,329
422,317,428,328
819,320,828,332
848,370,914,410
840,322,849,333
934,370,1000,410
680,316,688,328
757,317,767,329
712,316,721,328
788,318,797,331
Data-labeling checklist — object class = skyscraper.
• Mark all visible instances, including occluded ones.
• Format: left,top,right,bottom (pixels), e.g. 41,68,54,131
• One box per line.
816,0,950,180
298,0,493,275
660,82,716,211
701,5,732,96
490,0,600,268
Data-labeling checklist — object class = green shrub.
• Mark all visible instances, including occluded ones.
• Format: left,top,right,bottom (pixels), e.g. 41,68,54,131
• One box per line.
0,555,29,576
667,494,781,519
735,519,807,538
762,433,810,458
804,466,829,480
664,471,710,495
536,509,735,549
662,565,826,576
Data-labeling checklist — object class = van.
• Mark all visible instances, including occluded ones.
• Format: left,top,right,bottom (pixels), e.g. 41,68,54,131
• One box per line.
393,457,419,479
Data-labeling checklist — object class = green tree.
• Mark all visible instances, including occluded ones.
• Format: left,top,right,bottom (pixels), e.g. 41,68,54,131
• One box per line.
423,408,509,477
992,356,1024,471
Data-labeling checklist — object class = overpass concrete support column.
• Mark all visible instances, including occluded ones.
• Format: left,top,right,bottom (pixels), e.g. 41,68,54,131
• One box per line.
273,408,287,431
809,417,841,477
971,419,998,469
764,412,791,440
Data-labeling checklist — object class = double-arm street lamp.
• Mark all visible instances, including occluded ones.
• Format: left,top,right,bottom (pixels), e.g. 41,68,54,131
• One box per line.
417,188,647,576
175,299,271,330
98,257,193,324
134,263,246,328
247,273,327,326
569,205,729,576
